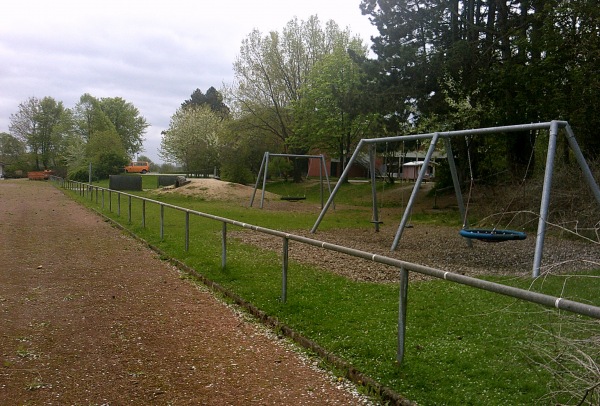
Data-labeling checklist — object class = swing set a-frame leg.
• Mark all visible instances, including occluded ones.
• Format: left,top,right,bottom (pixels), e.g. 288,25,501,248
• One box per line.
444,138,472,248
391,133,441,251
369,145,381,232
533,121,600,278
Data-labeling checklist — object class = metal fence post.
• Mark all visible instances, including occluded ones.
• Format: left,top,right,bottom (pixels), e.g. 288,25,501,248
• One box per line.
102,189,105,210
160,204,164,240
128,196,132,224
221,222,227,269
142,200,146,228
109,190,112,212
117,193,121,217
282,237,289,303
185,211,190,252
397,266,409,364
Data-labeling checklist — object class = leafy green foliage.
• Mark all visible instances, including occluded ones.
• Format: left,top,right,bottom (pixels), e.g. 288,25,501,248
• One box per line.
72,93,116,142
160,105,224,175
93,151,129,179
9,96,72,170
97,96,149,156
0,132,28,175
67,166,90,182
84,130,129,180
292,45,377,162
231,15,369,182
182,87,230,119
361,0,600,184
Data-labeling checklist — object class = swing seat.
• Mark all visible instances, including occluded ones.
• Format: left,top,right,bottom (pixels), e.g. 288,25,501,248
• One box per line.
459,228,527,242
281,196,306,201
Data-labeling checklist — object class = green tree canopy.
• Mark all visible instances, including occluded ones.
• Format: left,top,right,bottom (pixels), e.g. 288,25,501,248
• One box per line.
182,87,230,119
72,94,116,142
98,97,149,157
159,105,224,175
9,96,71,170
293,45,377,171
231,16,368,154
86,130,129,179
360,0,600,181
0,132,27,174
0,132,25,161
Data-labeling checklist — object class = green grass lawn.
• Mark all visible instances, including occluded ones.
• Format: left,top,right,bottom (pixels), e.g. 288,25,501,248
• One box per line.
68,179,599,405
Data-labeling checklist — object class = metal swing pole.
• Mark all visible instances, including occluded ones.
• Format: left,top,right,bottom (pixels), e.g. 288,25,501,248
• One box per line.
311,140,366,233
260,152,270,208
444,138,472,248
370,144,381,232
391,133,441,251
533,121,559,278
249,152,267,207
320,154,335,210
564,123,600,205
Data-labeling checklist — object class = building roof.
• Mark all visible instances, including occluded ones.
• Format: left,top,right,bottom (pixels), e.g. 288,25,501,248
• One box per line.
402,161,438,167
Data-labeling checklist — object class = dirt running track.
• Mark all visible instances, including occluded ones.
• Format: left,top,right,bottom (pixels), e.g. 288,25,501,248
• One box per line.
0,180,370,405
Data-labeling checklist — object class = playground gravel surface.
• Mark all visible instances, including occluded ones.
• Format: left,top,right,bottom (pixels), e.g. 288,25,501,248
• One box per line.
158,179,599,281
232,223,600,283
0,180,373,405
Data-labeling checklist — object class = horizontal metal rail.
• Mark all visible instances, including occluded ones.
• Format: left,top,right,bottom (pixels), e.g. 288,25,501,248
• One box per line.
53,177,600,319
51,176,600,366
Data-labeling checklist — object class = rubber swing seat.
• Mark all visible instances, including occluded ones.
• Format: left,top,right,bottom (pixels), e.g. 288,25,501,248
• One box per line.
459,228,527,242
281,196,306,201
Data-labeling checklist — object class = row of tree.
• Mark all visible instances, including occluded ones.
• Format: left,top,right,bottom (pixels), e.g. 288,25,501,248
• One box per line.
160,4,600,186
4,3,599,184
3,94,148,179
159,17,380,183
359,0,600,181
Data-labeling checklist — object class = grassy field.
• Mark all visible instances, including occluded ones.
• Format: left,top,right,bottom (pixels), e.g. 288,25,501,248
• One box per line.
77,176,599,405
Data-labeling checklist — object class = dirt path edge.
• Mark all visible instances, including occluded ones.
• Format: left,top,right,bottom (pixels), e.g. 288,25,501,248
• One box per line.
90,205,415,406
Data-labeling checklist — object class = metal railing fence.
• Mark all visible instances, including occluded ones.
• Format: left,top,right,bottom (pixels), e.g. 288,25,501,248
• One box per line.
51,176,600,365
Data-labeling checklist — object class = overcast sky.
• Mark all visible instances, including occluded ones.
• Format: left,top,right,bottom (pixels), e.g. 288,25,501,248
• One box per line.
1,0,378,164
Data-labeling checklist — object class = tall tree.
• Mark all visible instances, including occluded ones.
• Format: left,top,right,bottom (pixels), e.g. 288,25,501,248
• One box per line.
182,87,230,119
361,0,600,183
293,45,377,174
86,130,129,179
72,94,115,142
0,132,27,171
9,96,71,170
231,15,368,180
159,105,224,175
98,97,149,157
70,94,135,179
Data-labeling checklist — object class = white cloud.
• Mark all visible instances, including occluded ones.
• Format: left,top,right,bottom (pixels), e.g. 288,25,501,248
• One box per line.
0,0,378,164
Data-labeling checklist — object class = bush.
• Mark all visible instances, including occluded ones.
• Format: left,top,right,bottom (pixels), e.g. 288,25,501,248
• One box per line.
68,167,91,182
530,318,600,406
220,162,254,184
94,152,129,180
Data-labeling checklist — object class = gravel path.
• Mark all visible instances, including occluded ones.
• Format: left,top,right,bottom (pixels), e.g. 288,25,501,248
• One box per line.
0,180,372,405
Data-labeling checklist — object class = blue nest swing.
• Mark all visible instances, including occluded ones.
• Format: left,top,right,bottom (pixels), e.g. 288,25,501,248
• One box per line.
459,228,527,242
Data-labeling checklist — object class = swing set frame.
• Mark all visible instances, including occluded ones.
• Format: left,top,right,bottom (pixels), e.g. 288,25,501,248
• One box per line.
311,121,600,277
249,152,334,209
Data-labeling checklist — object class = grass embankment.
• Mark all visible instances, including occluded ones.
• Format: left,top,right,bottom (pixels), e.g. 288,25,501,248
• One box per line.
76,176,599,405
